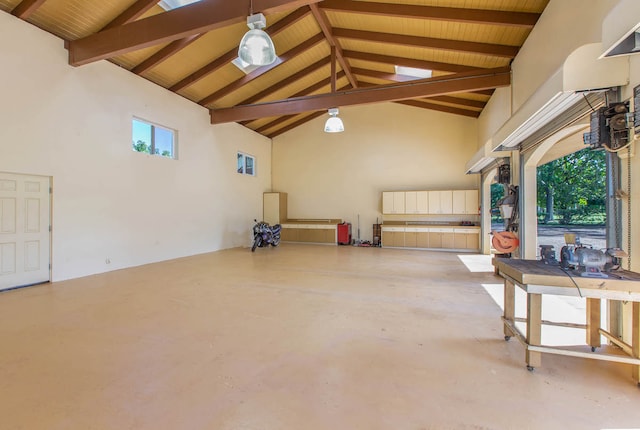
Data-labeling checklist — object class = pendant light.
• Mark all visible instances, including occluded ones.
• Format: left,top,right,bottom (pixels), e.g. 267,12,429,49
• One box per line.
238,0,276,67
324,108,344,133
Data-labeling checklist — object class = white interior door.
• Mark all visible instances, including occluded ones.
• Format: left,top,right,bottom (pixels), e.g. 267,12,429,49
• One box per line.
0,172,50,291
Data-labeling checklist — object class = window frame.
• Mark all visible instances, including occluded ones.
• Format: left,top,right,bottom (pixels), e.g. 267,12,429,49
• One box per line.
132,117,177,160
237,151,256,176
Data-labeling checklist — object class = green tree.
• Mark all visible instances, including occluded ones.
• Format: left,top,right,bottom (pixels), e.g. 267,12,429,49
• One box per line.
132,140,150,154
536,148,605,224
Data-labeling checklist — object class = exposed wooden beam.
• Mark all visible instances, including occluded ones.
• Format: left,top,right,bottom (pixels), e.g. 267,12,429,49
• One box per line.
11,0,47,19
170,50,237,92
266,111,326,138
425,96,485,110
264,82,352,137
320,0,540,28
308,4,358,88
169,7,311,92
67,0,321,66
199,33,325,106
333,28,519,58
101,0,159,31
210,67,510,123
239,57,330,106
343,50,478,74
250,71,346,130
132,34,204,75
395,100,480,118
353,67,416,82
360,79,487,109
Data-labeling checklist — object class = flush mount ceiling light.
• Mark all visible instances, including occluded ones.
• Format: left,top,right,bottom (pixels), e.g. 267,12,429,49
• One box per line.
238,12,277,66
324,108,344,133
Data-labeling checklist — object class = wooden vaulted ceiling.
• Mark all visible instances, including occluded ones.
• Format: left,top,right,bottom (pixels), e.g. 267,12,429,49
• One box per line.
1,0,549,138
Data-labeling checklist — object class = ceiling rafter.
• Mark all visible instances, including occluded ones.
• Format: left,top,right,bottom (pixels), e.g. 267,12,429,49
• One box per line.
11,0,47,19
199,33,325,107
319,0,541,28
101,0,159,31
238,56,331,106
266,111,326,138
333,28,519,58
264,83,352,137
342,50,479,74
395,100,480,118
210,67,510,123
132,34,204,75
169,7,311,93
358,80,485,110
249,71,347,130
67,0,322,66
308,4,357,88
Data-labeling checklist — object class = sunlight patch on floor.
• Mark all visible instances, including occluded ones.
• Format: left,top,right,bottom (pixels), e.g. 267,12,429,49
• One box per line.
481,283,604,347
457,254,493,272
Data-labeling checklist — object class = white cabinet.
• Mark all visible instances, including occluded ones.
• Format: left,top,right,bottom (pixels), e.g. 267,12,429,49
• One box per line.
452,190,479,215
264,192,287,225
382,191,406,214
404,191,429,214
428,190,453,214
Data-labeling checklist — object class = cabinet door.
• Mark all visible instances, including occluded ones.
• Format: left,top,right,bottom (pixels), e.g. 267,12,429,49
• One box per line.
416,232,429,248
393,231,404,247
442,232,455,248
405,192,417,214
324,229,336,244
281,228,297,241
428,191,441,214
298,229,313,242
428,232,442,248
382,192,394,214
393,192,405,214
465,232,480,250
465,190,479,215
416,191,429,214
405,232,417,248
440,191,453,214
454,233,467,249
452,190,466,214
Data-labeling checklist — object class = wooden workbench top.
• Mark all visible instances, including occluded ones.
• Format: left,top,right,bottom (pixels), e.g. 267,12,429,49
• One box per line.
493,257,640,296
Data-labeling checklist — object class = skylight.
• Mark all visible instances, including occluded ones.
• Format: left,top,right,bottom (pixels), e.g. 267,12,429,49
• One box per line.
395,65,433,79
158,0,202,11
232,57,261,75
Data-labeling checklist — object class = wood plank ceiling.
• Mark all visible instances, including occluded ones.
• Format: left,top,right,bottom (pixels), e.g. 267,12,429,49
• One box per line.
1,0,549,138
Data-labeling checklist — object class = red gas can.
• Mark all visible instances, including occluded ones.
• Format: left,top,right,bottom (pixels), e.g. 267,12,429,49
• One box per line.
337,223,352,245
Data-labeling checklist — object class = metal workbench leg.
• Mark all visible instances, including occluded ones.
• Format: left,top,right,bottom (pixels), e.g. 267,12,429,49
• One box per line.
587,298,602,351
526,293,542,369
503,279,515,340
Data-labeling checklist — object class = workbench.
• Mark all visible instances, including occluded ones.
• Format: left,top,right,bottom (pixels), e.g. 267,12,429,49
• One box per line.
492,257,640,385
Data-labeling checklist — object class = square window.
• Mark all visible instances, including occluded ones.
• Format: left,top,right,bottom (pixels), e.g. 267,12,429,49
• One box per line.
132,118,176,159
237,151,256,176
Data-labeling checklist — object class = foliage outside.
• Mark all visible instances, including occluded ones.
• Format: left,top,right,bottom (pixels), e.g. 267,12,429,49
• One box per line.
537,148,605,225
132,140,171,157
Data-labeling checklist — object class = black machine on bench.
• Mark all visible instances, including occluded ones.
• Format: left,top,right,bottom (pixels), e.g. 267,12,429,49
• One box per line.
540,235,626,278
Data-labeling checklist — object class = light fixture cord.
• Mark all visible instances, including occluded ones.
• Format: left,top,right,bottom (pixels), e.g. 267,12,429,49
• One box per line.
249,0,253,15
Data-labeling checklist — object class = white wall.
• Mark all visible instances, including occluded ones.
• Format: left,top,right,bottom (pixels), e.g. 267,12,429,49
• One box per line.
272,103,478,241
0,12,271,281
477,0,619,149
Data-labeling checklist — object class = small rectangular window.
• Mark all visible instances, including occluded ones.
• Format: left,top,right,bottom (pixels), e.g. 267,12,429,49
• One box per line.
237,151,256,176
132,118,176,159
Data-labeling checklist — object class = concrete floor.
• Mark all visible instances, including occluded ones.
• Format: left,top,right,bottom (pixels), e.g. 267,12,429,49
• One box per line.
1,244,639,429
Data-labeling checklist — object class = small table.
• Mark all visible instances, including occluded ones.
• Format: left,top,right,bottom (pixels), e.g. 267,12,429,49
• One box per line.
492,257,640,386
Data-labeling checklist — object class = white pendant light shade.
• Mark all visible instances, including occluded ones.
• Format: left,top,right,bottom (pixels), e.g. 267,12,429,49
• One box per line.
324,108,344,133
238,13,277,66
